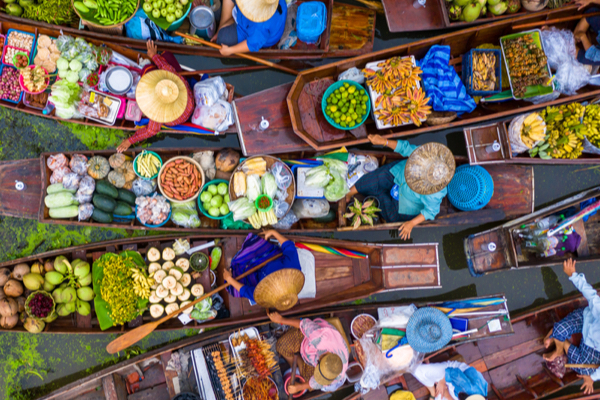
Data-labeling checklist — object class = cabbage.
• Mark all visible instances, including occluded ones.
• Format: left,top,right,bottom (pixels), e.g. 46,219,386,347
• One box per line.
171,208,201,228
49,80,81,119
261,173,277,198
66,70,79,83
69,59,82,72
322,158,348,176
228,198,257,221
304,165,330,188
324,170,349,202
56,57,69,71
58,69,68,79
246,174,261,202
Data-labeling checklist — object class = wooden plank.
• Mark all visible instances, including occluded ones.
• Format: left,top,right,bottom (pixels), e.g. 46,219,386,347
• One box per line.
329,3,375,55
573,218,590,257
383,246,437,266
477,317,549,357
484,164,534,219
101,375,118,400
127,383,171,400
160,353,178,398
383,267,438,289
0,158,42,219
316,265,353,281
382,0,445,32
483,337,545,370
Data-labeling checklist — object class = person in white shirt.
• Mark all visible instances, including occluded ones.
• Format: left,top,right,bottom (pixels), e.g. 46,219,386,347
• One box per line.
412,361,487,400
543,258,600,395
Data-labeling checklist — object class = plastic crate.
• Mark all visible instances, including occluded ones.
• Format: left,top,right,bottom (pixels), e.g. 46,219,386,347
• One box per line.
447,164,494,211
462,49,502,97
0,65,23,104
2,45,30,67
4,29,36,55
297,1,327,44
291,163,325,199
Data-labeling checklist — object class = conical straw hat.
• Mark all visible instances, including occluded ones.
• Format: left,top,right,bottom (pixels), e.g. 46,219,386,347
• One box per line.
405,142,455,195
237,0,279,22
136,70,188,124
254,268,305,311
314,353,343,386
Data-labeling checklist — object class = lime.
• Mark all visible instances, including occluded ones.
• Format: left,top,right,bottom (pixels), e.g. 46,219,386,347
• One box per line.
208,207,220,217
330,105,337,112
348,86,356,94
210,195,223,208
332,98,338,104
335,118,340,124
219,204,229,215
334,111,341,117
340,86,346,92
341,122,347,127
352,113,358,120
202,201,212,210
342,107,348,113
224,194,230,204
349,121,356,127
344,83,349,88
342,92,348,98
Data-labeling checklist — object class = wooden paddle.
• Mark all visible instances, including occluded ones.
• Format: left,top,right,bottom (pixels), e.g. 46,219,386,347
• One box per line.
173,32,299,76
106,253,283,354
512,11,600,30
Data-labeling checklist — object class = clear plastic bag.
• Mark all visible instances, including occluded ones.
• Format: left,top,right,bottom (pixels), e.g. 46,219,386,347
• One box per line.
75,190,93,204
192,151,216,180
171,201,201,228
292,199,330,219
78,203,94,221
276,188,288,202
273,210,299,230
274,200,289,219
261,173,277,198
69,154,88,175
191,100,234,132
50,166,71,184
132,178,156,197
338,67,365,85
246,174,262,202
47,154,68,171
62,172,82,190
508,113,544,154
78,176,95,196
271,161,292,190
555,61,590,95
135,194,170,225
75,48,93,64
541,27,577,71
56,35,74,53
193,77,226,107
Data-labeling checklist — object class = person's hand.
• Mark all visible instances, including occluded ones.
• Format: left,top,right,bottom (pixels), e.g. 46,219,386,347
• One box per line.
223,268,232,282
398,221,414,240
575,31,587,43
435,379,447,398
563,258,576,277
288,384,301,395
267,310,284,324
368,134,387,146
219,44,234,56
117,139,132,153
576,0,593,10
210,29,220,43
146,40,158,59
262,229,278,240
579,375,594,394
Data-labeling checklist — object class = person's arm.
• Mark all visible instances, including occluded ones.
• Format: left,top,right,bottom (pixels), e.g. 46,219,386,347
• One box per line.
267,311,301,328
575,0,600,10
117,120,162,152
223,269,244,292
565,260,600,315
398,214,426,240
211,0,235,42
263,229,289,245
579,374,595,394
288,381,312,394
367,134,417,157
220,41,251,56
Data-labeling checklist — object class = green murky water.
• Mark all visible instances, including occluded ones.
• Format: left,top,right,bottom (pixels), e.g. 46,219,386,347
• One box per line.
1,8,600,399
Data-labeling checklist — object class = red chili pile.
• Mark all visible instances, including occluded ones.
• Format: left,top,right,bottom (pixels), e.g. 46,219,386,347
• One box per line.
28,293,53,318
160,159,202,201
258,196,271,209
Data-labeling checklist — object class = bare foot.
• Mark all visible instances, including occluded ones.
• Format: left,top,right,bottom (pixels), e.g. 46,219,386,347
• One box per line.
544,329,554,348
543,347,563,362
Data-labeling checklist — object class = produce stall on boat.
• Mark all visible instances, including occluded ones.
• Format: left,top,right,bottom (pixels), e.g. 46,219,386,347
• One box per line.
34,294,512,400
465,185,600,276
0,233,441,333
0,0,375,59
0,147,533,232
284,7,600,152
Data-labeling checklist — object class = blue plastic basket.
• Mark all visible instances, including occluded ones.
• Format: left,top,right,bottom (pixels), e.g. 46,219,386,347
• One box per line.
321,80,370,130
461,49,502,97
0,65,23,104
447,165,494,211
3,29,36,56
135,204,172,228
297,1,327,44
291,163,325,199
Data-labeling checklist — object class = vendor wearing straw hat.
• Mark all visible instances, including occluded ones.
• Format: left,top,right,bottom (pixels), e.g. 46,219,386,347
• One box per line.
210,0,287,56
268,311,349,394
345,135,455,240
223,230,304,311
116,40,194,153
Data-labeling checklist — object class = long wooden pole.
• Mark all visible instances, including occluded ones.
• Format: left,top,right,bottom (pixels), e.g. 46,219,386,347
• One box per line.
512,12,600,30
174,32,299,76
106,253,283,354
180,65,269,76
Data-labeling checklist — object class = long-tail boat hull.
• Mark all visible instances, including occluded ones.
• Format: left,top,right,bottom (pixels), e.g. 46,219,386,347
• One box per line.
284,7,600,151
0,0,376,60
465,186,600,276
0,233,441,333
0,147,533,232
35,294,512,399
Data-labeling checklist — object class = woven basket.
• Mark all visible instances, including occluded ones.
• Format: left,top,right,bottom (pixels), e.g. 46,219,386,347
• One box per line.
72,0,140,35
426,111,457,126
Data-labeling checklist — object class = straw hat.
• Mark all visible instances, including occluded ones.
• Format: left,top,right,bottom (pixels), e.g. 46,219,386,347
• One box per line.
254,268,305,311
237,0,279,22
136,70,188,123
406,307,453,353
466,396,486,400
405,142,455,195
314,353,343,386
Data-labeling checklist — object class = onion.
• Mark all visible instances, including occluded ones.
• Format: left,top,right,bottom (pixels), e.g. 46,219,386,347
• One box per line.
3,280,23,297
12,263,30,280
0,314,19,329
0,297,18,317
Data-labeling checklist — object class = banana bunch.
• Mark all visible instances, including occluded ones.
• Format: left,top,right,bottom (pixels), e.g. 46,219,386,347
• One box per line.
520,112,546,149
584,103,600,148
531,103,585,159
130,268,155,299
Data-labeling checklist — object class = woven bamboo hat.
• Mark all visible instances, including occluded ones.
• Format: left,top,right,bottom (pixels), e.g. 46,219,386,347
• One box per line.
136,70,187,123
405,142,455,195
466,396,486,400
314,353,343,386
237,0,279,22
254,269,305,311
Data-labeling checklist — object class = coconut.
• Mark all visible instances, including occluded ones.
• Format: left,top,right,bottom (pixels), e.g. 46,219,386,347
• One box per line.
30,262,44,276
0,288,5,301
162,248,176,261
56,304,70,316
0,314,19,329
462,2,482,21
15,296,25,313
489,1,507,14
78,273,92,287
12,263,30,280
73,261,90,279
44,260,55,273
24,318,45,333
507,0,520,13
45,271,65,286
0,298,18,317
23,273,44,291
61,287,77,304
43,280,55,292
4,280,23,297
76,287,95,301
0,268,11,287
147,247,161,262
449,4,462,20
76,300,91,316
191,284,204,297
53,256,70,274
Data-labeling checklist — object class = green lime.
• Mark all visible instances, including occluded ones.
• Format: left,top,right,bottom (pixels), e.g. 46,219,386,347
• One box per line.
341,122,347,127
344,83,349,88
340,86,346,92
342,92,348,98
332,98,338,104
349,121,356,127
334,111,341,117
334,118,340,124
348,86,356,94
352,113,358,120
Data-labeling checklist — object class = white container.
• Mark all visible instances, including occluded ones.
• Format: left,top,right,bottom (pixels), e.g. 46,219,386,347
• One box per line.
351,313,377,340
228,327,260,359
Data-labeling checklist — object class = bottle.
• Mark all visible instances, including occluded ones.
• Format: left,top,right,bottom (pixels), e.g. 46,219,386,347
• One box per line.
526,236,559,252
42,102,55,115
536,215,563,230
485,141,501,153
413,0,426,8
15,180,26,191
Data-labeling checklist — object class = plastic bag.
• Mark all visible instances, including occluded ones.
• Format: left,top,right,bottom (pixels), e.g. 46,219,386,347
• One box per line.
292,199,330,219
261,173,277,198
273,210,299,230
62,172,82,190
324,169,348,202
220,215,254,230
132,178,156,197
193,77,226,107
274,200,289,219
47,154,68,171
276,188,288,202
541,27,577,71
271,161,292,189
78,176,95,196
278,3,298,50
556,61,590,95
171,201,201,228
228,197,257,221
304,164,330,188
338,67,365,84
78,203,94,221
50,167,71,184
246,174,262,202
56,35,74,53
69,154,88,175
135,194,171,225
192,151,216,180
75,190,93,204
508,113,545,154
191,100,234,132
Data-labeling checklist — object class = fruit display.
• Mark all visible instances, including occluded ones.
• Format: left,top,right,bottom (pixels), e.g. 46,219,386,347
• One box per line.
0,266,26,331
142,0,190,26
74,0,138,26
20,65,49,93
135,151,161,179
584,103,600,148
200,182,231,218
519,112,546,149
529,103,585,159
447,0,519,23
471,51,498,92
363,56,430,128
158,157,203,201
323,82,370,129
502,33,550,98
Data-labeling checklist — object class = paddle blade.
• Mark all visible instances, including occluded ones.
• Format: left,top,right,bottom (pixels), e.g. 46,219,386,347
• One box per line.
106,321,159,354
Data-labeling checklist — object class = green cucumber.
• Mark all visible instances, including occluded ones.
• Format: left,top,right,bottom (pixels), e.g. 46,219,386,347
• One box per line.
45,191,77,208
47,183,76,195
49,205,79,219
114,201,133,216
93,194,117,213
74,1,90,12
92,208,113,223
117,188,136,206
95,180,118,199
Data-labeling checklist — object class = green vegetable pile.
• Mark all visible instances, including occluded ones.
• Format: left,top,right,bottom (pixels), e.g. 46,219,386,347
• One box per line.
92,251,148,330
304,158,349,202
74,0,137,26
21,0,75,24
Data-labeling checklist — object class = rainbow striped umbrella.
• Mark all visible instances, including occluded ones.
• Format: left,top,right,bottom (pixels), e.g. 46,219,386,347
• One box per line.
294,242,367,259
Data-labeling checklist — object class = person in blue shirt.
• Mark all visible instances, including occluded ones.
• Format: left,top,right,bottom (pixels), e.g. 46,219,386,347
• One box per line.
573,0,600,65
210,0,287,56
223,229,302,304
543,258,600,395
345,134,455,240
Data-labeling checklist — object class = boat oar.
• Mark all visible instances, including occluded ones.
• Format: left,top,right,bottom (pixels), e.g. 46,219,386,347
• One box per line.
106,253,283,354
173,32,299,76
512,11,600,30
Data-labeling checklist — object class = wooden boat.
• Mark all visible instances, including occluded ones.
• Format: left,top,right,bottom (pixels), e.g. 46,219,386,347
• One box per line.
0,147,533,232
0,20,239,136
0,0,376,60
464,185,600,277
35,293,513,399
284,7,600,151
0,233,442,334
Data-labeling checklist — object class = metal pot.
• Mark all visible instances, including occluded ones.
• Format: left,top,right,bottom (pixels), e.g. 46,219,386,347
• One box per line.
189,6,216,40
